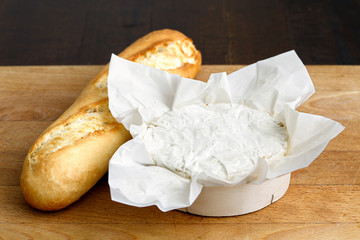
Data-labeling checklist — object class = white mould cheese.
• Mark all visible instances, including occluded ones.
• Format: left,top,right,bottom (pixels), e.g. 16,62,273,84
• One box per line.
143,104,288,181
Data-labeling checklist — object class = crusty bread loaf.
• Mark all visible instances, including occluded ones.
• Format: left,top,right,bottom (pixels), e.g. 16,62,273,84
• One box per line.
20,29,202,211
119,29,201,78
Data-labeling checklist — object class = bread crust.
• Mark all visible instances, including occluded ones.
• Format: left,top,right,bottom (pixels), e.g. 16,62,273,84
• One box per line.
20,29,201,211
119,29,189,59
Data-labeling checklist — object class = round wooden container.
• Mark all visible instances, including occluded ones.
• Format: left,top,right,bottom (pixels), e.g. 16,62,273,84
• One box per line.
178,173,291,217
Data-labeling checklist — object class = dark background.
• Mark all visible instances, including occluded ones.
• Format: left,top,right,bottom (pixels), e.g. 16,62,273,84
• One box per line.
0,0,359,65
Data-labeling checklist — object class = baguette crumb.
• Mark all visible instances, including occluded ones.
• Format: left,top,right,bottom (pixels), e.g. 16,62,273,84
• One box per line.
132,39,197,70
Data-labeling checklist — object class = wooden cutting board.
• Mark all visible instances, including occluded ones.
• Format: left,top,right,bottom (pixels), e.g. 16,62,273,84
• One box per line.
0,65,359,239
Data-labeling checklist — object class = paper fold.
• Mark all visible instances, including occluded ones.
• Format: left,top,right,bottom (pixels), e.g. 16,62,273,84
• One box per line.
108,51,344,211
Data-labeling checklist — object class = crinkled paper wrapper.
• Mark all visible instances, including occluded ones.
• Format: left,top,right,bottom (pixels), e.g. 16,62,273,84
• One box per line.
107,51,344,212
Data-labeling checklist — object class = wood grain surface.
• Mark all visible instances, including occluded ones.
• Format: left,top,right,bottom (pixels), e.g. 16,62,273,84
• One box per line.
0,65,359,239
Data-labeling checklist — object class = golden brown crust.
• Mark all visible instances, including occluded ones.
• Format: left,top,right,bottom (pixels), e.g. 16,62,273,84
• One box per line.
119,29,189,59
166,51,202,79
21,125,131,211
52,29,201,125
20,29,202,211
21,100,132,211
119,29,201,78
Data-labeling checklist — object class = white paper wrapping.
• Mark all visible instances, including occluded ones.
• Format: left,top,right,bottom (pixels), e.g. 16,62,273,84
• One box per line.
108,51,344,211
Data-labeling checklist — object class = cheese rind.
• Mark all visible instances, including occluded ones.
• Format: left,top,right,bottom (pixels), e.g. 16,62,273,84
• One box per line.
143,104,288,181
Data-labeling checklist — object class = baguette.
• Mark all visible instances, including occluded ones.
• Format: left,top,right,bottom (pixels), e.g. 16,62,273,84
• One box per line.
20,29,202,211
